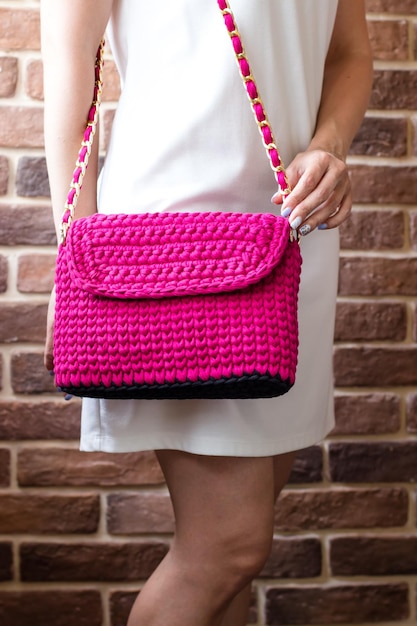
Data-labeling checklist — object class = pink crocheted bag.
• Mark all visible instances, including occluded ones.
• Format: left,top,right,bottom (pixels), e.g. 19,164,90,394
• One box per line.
53,0,302,399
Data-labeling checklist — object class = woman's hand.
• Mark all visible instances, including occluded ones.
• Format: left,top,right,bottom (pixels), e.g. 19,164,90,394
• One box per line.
271,149,352,236
44,285,55,372
270,0,372,237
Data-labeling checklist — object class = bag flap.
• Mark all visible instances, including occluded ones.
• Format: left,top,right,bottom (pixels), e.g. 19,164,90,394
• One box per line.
64,212,292,299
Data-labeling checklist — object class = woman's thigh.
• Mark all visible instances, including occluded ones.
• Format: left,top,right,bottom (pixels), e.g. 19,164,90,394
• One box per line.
155,450,276,561
273,451,297,500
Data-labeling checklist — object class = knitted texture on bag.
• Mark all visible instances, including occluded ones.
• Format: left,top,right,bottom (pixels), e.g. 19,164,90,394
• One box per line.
54,212,301,399
53,0,303,399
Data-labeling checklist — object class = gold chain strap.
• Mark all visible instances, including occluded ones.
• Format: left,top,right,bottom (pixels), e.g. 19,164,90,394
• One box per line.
218,0,291,197
60,3,292,244
60,40,104,244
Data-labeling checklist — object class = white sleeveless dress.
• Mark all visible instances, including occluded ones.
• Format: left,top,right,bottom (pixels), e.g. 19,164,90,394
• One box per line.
80,0,340,456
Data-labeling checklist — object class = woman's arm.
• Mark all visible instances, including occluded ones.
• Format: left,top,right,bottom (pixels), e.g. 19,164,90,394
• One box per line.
41,1,113,371
41,0,113,237
272,0,373,234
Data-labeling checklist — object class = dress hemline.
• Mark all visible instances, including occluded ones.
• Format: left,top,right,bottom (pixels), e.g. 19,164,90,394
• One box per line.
79,418,334,457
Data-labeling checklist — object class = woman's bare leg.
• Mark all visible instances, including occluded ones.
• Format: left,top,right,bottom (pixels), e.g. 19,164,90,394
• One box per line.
219,451,296,626
127,451,276,626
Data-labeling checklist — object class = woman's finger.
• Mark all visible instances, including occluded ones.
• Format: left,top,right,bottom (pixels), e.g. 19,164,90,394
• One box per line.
288,165,347,215
298,190,352,235
287,175,349,232
321,192,352,230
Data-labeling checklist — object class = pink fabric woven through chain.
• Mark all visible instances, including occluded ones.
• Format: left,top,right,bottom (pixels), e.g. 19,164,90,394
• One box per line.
54,212,301,392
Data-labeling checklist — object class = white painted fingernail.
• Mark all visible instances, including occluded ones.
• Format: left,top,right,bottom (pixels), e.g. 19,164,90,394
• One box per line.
290,216,302,230
299,224,311,236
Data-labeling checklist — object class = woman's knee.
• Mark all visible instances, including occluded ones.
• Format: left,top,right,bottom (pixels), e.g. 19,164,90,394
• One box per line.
229,529,273,584
174,507,274,598
205,517,274,589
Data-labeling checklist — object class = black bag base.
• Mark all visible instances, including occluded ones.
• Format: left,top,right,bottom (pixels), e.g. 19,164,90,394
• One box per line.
60,372,293,400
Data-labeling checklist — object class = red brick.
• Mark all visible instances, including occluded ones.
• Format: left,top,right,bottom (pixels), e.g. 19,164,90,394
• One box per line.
0,543,13,581
407,393,417,433
0,303,47,343
350,116,407,157
0,9,40,50
11,352,56,394
0,106,43,148
349,165,417,204
0,400,80,440
0,494,99,534
275,488,408,531
367,20,409,60
110,591,138,626
0,255,7,292
20,541,169,581
0,204,56,245
413,23,417,60
0,57,18,97
288,446,322,484
248,592,258,624
335,301,406,341
339,209,405,250
0,591,102,626
17,254,56,293
412,119,417,156
411,210,417,249
366,0,417,12
334,347,417,387
0,156,8,195
332,393,401,435
370,70,417,109
339,257,417,296
415,495,417,526
329,442,417,483
266,583,409,625
0,449,10,487
107,493,174,534
18,448,164,487
330,536,417,575
16,156,50,198
414,303,417,342
25,59,43,100
260,538,321,578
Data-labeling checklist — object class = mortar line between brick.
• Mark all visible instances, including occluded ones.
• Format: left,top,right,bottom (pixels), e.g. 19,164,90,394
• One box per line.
254,582,265,626
0,243,57,252
3,249,19,299
101,586,110,626
367,12,417,21
348,154,417,165
339,249,417,259
7,444,18,490
373,59,417,69
98,492,109,539
364,109,417,119
0,349,12,396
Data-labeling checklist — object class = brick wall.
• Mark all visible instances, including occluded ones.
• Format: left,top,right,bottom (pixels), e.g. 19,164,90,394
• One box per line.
0,0,416,625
